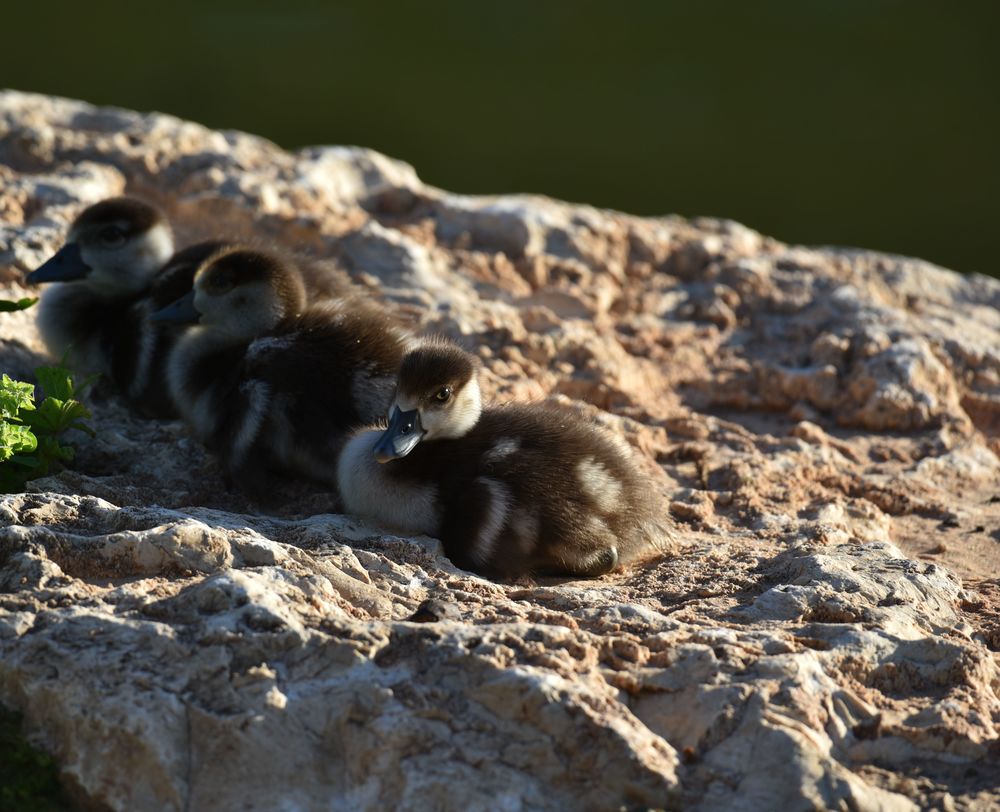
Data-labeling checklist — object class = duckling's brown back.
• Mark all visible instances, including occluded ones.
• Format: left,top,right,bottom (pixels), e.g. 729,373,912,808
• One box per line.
389,401,668,578
481,403,666,573
253,299,407,422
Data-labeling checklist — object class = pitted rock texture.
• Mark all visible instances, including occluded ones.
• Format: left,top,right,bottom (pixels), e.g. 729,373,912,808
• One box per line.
1,91,999,811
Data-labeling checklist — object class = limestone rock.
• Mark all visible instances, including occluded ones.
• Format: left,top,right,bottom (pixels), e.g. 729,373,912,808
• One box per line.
1,91,999,811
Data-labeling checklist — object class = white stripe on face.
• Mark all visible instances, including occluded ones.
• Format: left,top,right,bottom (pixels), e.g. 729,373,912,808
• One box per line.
417,377,482,440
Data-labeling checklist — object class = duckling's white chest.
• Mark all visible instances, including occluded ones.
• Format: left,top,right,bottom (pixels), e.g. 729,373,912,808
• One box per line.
337,431,440,537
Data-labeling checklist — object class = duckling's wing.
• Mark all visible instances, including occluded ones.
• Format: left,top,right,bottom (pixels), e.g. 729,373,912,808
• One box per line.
251,308,403,414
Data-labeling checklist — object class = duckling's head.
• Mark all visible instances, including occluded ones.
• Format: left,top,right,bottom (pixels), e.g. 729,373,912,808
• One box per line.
152,248,307,340
150,240,235,310
27,197,173,295
375,342,482,462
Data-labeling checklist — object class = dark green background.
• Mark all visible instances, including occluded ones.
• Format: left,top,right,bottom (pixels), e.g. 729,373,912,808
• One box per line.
3,1,998,274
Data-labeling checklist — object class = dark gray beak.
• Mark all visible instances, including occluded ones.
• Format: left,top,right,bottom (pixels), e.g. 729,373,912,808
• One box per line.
374,407,424,462
150,290,200,324
27,243,91,283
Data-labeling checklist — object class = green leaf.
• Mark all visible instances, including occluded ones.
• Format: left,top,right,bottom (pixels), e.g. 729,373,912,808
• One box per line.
65,421,96,438
35,365,75,402
61,402,93,436
0,375,36,420
41,439,74,464
32,435,72,469
23,398,91,437
0,365,92,493
22,397,65,434
0,297,38,312
0,422,37,462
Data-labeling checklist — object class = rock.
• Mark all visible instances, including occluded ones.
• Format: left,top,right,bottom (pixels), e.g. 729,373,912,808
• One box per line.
2,91,1000,811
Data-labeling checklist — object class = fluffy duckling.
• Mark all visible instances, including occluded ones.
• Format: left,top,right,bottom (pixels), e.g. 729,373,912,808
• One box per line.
25,196,230,417
156,247,410,497
28,197,173,372
133,238,234,417
337,342,669,579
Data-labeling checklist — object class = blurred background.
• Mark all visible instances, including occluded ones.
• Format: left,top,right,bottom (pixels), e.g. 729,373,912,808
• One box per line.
3,0,998,275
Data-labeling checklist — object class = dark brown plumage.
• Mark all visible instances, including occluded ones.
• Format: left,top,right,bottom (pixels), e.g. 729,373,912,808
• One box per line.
337,342,670,579
397,342,479,403
163,247,410,500
72,196,162,238
27,197,197,417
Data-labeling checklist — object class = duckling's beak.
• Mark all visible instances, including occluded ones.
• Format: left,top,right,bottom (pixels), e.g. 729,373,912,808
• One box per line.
150,291,200,324
374,407,424,462
27,243,91,284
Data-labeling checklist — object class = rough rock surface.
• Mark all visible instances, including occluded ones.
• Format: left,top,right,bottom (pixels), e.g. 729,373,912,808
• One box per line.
1,91,999,811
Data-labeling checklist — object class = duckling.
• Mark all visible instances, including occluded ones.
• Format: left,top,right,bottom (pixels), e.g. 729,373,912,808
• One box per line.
133,239,235,417
336,341,669,579
155,246,410,497
141,241,359,421
28,197,173,372
24,196,232,417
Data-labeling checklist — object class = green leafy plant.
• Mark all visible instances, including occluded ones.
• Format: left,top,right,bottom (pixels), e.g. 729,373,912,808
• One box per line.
0,297,38,312
0,299,94,493
0,706,70,812
0,368,95,493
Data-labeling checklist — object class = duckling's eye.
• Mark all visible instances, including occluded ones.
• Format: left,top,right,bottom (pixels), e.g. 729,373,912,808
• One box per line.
99,225,126,248
435,387,452,403
204,276,235,295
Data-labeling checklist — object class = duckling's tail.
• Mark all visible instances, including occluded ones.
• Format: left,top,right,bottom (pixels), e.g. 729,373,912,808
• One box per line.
622,517,679,567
